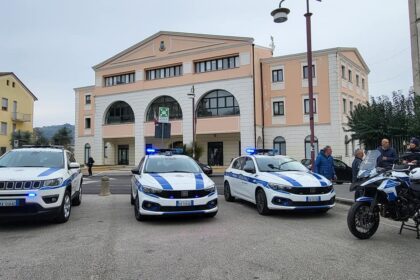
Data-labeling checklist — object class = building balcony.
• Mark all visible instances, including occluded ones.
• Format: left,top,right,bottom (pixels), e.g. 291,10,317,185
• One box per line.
144,120,183,137
12,112,31,122
102,123,135,139
196,116,240,134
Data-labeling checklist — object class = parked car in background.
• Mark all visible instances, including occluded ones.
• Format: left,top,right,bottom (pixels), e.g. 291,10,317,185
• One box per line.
301,158,352,184
196,161,213,175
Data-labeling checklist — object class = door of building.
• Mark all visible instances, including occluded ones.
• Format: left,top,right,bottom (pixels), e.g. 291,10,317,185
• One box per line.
118,145,129,165
208,142,223,166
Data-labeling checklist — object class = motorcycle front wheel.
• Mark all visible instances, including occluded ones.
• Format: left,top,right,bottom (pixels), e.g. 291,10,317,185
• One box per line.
347,201,380,239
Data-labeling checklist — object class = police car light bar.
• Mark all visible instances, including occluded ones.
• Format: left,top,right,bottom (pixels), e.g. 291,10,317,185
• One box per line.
245,148,277,156
146,148,184,155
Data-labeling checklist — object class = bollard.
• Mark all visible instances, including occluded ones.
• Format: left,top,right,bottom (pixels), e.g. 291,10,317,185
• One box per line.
99,176,111,196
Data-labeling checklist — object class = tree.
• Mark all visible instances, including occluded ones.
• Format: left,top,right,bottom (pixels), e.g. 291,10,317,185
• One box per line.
33,128,49,146
183,142,204,161
346,90,419,149
52,127,72,147
10,130,33,148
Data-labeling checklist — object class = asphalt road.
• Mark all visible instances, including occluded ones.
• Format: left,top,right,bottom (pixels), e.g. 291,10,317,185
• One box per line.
0,195,419,280
83,172,355,201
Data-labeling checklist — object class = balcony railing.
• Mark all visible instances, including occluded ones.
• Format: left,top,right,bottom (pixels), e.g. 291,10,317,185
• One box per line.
12,112,31,122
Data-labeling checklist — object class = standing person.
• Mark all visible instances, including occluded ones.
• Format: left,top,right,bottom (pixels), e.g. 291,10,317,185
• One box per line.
377,138,397,169
87,157,95,176
401,137,420,166
314,146,337,181
352,149,364,183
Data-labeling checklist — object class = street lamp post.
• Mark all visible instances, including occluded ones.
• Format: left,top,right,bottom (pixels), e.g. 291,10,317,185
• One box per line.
271,0,321,171
188,85,196,159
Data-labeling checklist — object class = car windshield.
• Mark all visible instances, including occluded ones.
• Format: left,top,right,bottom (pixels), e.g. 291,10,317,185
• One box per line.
256,157,308,172
0,150,64,168
144,157,201,173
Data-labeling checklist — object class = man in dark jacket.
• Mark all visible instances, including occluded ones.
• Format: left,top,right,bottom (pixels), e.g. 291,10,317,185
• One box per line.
401,137,420,166
314,146,336,181
87,157,95,176
377,138,397,169
352,149,364,183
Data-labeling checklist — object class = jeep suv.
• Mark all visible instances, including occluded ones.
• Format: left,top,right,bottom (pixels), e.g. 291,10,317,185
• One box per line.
0,146,83,223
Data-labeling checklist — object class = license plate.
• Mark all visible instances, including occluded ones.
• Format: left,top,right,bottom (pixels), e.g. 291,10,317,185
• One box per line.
176,200,193,207
0,200,18,207
306,196,321,202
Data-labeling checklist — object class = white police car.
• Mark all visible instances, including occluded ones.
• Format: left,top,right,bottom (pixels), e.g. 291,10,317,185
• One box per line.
0,146,83,223
224,149,335,214
130,149,218,221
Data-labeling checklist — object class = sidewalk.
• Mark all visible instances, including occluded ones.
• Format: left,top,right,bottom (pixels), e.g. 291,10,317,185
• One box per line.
81,165,134,176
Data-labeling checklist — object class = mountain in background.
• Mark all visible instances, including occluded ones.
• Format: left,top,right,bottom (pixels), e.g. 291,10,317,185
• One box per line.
35,123,75,144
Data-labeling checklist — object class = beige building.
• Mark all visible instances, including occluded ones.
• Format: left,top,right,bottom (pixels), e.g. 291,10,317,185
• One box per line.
0,72,37,155
261,48,369,163
74,31,369,166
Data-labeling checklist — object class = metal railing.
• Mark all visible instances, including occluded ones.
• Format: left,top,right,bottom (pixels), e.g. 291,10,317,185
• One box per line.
11,112,31,122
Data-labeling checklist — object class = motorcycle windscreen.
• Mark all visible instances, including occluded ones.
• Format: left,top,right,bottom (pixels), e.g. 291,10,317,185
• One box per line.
357,150,381,178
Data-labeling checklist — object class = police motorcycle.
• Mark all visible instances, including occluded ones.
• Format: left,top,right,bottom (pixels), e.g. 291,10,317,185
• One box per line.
348,150,420,239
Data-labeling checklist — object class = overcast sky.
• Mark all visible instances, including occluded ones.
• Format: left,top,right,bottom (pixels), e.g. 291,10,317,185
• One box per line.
0,0,413,127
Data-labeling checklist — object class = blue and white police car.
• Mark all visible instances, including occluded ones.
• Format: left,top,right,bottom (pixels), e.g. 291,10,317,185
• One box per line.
0,146,83,223
224,149,335,214
130,149,218,221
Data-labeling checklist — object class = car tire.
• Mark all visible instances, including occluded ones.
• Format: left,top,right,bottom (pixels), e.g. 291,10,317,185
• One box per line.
256,189,270,215
134,195,146,222
336,181,344,185
72,184,82,206
130,191,135,205
205,211,217,218
55,190,71,223
224,181,235,202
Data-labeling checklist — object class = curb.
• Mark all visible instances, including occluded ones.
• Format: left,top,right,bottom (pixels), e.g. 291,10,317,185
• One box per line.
335,197,354,206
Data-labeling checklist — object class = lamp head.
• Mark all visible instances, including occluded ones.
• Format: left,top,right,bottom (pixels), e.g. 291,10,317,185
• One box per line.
271,7,290,23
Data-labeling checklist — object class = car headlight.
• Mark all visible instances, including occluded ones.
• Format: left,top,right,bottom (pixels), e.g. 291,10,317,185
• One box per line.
142,185,162,194
43,178,63,187
268,183,291,191
204,184,216,193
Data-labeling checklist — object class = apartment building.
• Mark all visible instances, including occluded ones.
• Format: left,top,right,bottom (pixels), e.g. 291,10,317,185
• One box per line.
74,31,369,166
0,72,37,155
261,48,370,164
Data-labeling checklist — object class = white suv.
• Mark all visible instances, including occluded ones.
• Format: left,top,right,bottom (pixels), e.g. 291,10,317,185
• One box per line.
0,146,83,223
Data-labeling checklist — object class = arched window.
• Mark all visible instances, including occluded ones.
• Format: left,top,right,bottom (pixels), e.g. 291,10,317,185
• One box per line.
197,90,240,118
304,135,319,159
146,96,182,121
84,143,91,164
273,136,286,155
105,101,135,124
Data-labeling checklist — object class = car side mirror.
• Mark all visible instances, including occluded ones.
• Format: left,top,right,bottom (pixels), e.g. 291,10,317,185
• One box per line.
131,168,140,175
69,162,80,169
244,166,256,174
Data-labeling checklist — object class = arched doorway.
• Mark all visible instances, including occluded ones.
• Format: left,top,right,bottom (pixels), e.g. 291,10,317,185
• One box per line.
196,90,240,166
273,136,286,155
84,143,91,164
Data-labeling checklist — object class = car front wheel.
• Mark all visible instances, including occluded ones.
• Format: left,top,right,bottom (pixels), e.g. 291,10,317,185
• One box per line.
55,190,71,223
256,189,270,215
134,195,146,222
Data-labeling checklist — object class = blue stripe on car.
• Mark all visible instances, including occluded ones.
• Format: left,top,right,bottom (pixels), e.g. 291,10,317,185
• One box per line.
271,173,302,187
37,168,61,177
311,172,328,186
195,173,204,190
149,174,173,190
